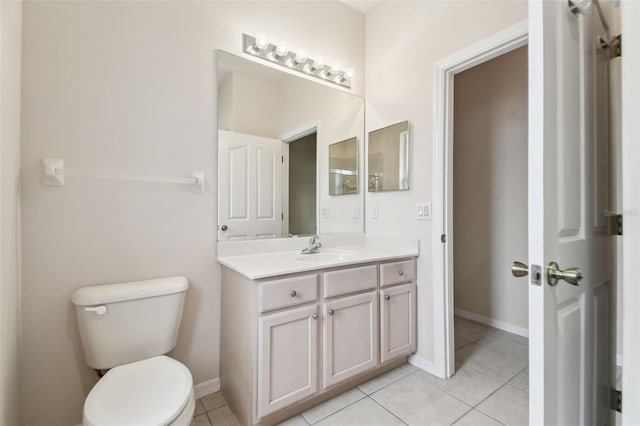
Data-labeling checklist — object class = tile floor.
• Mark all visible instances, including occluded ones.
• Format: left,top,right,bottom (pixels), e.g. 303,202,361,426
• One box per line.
192,317,529,426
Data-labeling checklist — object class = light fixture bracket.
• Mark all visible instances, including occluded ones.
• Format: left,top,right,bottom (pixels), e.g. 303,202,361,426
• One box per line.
242,33,352,89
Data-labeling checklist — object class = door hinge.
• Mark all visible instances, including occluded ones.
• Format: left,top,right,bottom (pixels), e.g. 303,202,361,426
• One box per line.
281,155,284,163
441,234,446,243
610,388,622,413
281,213,284,220
609,214,623,236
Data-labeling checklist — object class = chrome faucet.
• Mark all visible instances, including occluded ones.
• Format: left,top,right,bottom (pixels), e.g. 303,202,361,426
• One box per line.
301,235,322,254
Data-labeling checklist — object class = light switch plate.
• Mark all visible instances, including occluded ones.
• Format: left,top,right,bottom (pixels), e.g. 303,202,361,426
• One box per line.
417,202,432,220
320,207,328,218
371,204,379,219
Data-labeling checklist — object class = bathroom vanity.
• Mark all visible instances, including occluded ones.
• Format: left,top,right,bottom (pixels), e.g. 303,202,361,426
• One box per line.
218,246,418,426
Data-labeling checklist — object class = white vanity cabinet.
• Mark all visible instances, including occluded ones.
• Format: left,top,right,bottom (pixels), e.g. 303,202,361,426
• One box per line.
220,257,417,426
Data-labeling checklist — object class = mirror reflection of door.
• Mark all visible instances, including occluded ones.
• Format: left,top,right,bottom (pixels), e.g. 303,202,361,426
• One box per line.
329,137,358,196
218,130,283,240
286,132,317,236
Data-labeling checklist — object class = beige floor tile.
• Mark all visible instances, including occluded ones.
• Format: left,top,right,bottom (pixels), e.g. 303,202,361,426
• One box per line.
371,374,471,426
454,317,496,342
508,368,528,392
302,388,366,424
492,330,529,346
202,392,227,412
400,363,419,374
194,399,206,416
191,413,211,426
315,397,405,426
456,343,527,382
477,384,528,426
413,363,504,406
358,367,408,395
207,405,240,426
455,335,473,350
475,333,528,362
453,409,503,426
278,414,310,426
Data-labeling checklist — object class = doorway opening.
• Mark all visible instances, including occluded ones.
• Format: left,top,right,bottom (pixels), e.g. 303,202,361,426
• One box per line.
286,132,317,236
451,45,530,399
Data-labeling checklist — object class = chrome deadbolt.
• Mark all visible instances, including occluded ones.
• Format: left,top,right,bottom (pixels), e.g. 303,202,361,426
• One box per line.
547,262,583,286
511,261,529,278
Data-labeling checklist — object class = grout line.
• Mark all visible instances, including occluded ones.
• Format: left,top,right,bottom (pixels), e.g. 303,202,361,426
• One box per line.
366,395,410,425
447,405,475,426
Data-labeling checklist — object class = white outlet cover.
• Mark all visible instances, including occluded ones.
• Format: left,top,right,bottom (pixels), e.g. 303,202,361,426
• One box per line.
417,202,432,220
320,207,328,218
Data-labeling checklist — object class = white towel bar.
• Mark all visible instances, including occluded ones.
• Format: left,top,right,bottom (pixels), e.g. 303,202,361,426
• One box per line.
42,158,205,193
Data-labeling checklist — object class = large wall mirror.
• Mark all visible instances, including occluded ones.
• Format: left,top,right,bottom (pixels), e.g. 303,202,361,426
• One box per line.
216,50,364,240
368,121,410,192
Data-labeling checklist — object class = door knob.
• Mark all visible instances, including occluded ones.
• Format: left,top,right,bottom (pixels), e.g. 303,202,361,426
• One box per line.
220,224,228,231
547,262,583,286
511,261,529,277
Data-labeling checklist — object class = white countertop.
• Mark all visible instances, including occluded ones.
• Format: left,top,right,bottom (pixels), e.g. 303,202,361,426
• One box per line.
218,245,419,280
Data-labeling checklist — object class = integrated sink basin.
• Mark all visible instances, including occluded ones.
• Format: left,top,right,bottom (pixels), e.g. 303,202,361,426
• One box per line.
296,250,360,263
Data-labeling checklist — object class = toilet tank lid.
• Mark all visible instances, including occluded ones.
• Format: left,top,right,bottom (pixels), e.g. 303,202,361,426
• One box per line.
71,276,188,306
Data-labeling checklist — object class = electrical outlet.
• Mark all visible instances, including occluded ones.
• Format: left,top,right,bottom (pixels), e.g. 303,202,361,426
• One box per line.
353,207,360,219
320,207,328,218
417,202,432,220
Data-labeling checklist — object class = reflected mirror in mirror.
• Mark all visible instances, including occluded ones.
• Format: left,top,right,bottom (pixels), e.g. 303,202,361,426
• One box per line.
368,121,410,192
216,50,365,241
329,137,358,196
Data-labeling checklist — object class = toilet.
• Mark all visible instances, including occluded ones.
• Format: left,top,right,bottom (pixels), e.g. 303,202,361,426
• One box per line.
71,276,195,426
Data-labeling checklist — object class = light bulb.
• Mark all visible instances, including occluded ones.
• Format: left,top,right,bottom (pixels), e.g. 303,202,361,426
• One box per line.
331,63,341,74
295,50,307,63
314,56,325,67
275,43,288,57
255,34,268,50
346,68,354,78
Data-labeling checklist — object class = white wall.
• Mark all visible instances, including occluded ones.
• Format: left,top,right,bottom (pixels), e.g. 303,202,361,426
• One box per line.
452,47,528,331
0,1,23,424
364,1,527,368
20,2,364,425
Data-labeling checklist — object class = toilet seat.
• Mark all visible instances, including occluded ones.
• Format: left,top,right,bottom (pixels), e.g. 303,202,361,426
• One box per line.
83,355,193,426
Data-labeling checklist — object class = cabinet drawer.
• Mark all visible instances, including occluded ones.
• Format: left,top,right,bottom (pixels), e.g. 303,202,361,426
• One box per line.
322,265,377,298
380,259,415,287
259,274,318,313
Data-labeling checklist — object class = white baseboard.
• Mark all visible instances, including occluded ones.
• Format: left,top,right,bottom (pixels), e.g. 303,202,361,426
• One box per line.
194,377,220,399
408,354,438,376
454,308,529,338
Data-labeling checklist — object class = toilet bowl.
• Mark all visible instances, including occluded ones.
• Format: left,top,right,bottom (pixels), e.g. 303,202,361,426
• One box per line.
71,277,193,426
83,356,195,426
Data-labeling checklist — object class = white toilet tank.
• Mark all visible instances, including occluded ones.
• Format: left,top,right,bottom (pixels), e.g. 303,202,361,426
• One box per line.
71,276,188,370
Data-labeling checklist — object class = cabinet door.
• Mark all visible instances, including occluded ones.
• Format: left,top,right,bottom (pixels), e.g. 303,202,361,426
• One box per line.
380,283,417,363
323,291,378,388
257,304,318,419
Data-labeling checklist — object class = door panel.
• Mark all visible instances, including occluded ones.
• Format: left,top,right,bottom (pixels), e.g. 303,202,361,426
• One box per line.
257,304,318,419
218,130,283,240
323,291,378,388
529,0,613,424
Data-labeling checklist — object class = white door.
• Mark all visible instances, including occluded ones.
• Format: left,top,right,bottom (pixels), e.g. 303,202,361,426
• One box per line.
323,291,378,389
218,130,283,240
257,304,319,419
529,1,613,424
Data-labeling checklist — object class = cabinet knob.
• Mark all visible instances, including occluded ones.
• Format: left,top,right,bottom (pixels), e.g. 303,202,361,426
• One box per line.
328,309,335,316
312,313,318,320
289,290,297,297
398,270,404,276
384,295,390,301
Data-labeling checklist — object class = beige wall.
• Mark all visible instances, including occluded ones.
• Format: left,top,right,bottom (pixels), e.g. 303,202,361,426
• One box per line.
20,2,364,425
0,0,23,424
452,47,528,330
364,1,528,365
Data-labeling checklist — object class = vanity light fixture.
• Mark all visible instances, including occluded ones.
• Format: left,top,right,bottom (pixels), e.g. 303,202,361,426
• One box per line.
242,33,353,89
